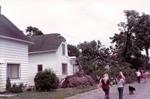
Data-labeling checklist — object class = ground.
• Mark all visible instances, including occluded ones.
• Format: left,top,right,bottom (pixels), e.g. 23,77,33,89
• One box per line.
0,86,95,99
66,78,150,99
1,78,150,99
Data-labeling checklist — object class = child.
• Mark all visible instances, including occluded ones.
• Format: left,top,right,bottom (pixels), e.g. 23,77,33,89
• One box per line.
99,73,111,99
116,71,126,99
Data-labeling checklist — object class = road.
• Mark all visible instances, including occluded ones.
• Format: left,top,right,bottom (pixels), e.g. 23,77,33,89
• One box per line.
66,78,150,99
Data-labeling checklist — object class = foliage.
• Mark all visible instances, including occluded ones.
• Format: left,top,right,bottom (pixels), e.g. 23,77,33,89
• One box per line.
6,78,25,93
110,10,150,69
6,77,11,92
60,71,95,88
111,10,141,63
67,44,79,57
77,40,111,81
133,13,150,57
26,26,43,37
109,62,136,83
10,83,24,93
34,69,59,91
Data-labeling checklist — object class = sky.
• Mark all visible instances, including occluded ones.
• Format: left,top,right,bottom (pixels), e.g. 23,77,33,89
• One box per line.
0,0,150,47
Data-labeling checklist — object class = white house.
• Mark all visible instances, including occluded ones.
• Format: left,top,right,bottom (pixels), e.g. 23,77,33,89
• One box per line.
0,14,32,91
28,33,77,85
0,9,77,91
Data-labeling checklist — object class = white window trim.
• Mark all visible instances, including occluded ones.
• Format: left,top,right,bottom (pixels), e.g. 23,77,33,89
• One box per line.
7,63,21,80
62,63,68,75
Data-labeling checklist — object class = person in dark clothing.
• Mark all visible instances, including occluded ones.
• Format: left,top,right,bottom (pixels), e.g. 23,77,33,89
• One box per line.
99,73,111,99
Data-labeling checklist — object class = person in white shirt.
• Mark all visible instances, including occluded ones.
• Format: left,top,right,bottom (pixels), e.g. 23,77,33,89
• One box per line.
116,71,125,99
136,70,141,83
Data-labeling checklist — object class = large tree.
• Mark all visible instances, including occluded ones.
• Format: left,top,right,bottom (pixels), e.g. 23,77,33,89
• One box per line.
111,10,141,62
26,26,43,36
133,13,150,62
111,10,150,69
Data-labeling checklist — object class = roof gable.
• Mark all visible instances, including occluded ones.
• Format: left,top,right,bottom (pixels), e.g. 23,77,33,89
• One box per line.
0,14,31,42
29,33,66,53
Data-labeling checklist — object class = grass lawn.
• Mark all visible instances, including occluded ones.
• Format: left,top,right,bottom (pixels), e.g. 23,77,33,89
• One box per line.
0,86,96,99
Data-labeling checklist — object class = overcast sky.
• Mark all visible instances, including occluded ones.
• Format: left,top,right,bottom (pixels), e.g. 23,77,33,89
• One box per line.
0,0,150,46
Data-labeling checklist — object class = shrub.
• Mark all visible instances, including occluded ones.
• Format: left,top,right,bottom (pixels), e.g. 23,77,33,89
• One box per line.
10,83,24,93
26,86,35,91
6,77,11,92
6,77,25,93
34,69,59,91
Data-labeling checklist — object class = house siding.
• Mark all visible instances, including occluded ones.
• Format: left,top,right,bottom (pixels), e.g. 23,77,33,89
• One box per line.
0,39,28,91
28,52,58,85
28,42,73,85
56,42,73,76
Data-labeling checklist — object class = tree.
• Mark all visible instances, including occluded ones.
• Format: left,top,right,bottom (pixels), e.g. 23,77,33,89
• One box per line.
133,13,150,63
111,10,150,69
67,44,79,57
26,26,43,37
77,40,111,79
111,10,140,63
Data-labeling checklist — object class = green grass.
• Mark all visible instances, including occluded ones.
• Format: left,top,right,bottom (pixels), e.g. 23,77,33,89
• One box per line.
1,86,96,99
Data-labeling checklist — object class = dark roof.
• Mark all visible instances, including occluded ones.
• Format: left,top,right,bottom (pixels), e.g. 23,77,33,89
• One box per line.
0,14,31,42
29,33,66,53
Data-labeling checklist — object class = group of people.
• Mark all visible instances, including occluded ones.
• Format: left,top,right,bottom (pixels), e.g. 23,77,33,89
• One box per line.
98,69,148,99
98,71,125,99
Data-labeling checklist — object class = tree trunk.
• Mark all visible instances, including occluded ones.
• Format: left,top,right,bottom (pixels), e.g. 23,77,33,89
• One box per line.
145,48,149,59
76,58,83,72
123,32,131,62
145,48,149,69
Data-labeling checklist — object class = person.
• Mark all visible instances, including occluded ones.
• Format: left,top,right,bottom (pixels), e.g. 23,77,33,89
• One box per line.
98,73,111,99
142,70,147,83
116,71,125,99
136,69,141,83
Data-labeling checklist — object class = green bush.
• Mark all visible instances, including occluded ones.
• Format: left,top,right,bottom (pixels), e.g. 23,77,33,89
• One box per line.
6,78,24,93
10,83,24,93
6,77,11,92
34,69,59,91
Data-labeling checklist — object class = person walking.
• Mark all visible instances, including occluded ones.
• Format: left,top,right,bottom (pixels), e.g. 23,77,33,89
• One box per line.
136,69,141,83
142,70,147,83
98,73,111,99
116,71,125,99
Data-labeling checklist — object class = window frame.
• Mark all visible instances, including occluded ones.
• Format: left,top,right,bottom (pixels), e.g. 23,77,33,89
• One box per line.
62,63,68,75
7,63,20,79
37,64,43,72
62,43,66,56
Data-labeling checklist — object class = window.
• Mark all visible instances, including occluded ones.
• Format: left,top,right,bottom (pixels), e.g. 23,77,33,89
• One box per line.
62,63,68,75
38,64,43,72
62,44,66,55
7,64,20,79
